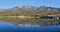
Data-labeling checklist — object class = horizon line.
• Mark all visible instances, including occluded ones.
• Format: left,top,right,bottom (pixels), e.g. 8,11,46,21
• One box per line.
0,5,60,9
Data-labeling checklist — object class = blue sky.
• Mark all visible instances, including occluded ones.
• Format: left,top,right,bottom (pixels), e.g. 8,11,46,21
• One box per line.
0,0,60,8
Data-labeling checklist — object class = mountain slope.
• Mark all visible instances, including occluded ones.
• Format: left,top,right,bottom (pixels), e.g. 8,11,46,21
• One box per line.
0,6,60,12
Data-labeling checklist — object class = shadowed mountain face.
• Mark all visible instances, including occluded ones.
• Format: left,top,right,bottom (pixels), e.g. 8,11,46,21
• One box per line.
0,6,60,12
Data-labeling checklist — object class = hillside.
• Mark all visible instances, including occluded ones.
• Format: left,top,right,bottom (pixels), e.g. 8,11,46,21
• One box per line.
0,6,60,26
0,6,60,12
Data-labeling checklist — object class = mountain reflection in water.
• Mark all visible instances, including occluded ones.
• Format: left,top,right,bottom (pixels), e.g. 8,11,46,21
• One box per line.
0,23,60,32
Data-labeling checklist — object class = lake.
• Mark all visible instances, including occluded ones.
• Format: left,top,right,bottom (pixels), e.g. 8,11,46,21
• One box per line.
0,23,60,32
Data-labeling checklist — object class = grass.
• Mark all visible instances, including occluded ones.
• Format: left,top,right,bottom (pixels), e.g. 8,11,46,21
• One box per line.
0,12,60,21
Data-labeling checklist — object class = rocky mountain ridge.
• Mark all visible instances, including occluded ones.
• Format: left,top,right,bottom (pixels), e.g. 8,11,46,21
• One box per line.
0,6,60,12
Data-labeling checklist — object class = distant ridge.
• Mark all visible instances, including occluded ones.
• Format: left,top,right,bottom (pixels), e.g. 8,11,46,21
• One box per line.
0,6,60,12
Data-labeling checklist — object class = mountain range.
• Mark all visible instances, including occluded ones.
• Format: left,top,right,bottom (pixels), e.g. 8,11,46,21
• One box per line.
0,6,60,12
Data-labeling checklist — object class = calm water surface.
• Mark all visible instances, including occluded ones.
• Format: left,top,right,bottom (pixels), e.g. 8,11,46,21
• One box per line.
0,22,60,32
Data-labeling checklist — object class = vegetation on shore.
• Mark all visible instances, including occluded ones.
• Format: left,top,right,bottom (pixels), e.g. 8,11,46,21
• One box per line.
0,12,60,26
0,12,60,20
